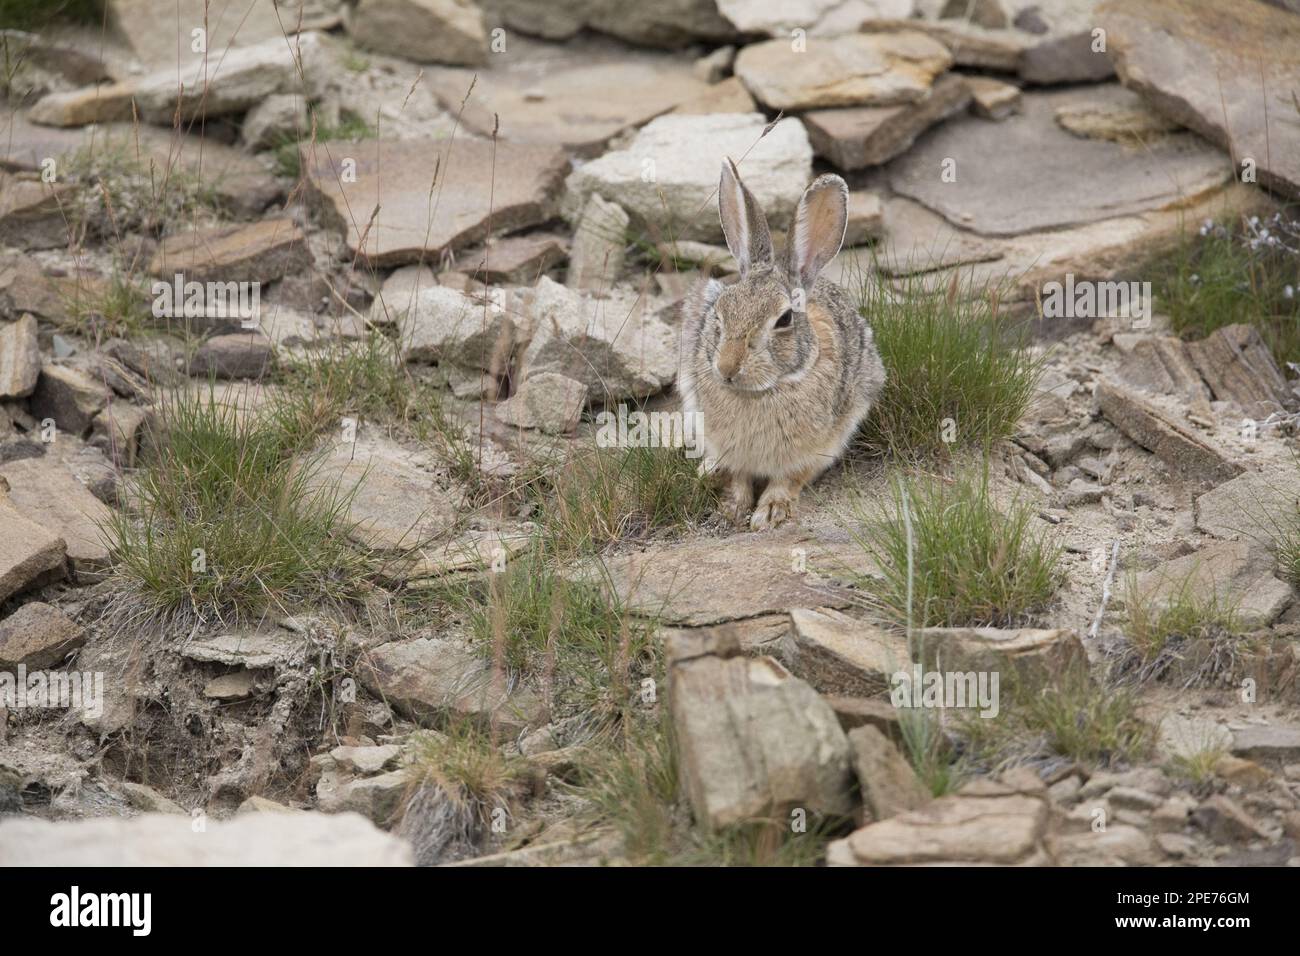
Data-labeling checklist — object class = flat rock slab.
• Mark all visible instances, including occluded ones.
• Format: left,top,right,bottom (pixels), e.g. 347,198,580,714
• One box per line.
30,34,328,127
912,626,1086,688
357,636,544,736
0,455,112,574
1230,724,1300,763
1,109,280,217
783,607,909,697
829,774,1052,865
831,195,1005,284
180,631,306,669
888,87,1230,236
803,73,972,170
149,219,312,284
304,433,458,551
563,112,812,243
1094,379,1243,487
429,54,715,156
734,31,952,111
0,811,413,866
0,313,40,400
582,530,877,626
1100,0,1300,199
1195,467,1300,542
518,277,679,402
305,137,568,267
1132,540,1293,629
108,0,328,70
0,601,85,670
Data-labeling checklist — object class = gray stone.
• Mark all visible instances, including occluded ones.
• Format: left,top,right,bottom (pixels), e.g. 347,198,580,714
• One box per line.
28,364,111,438
1100,0,1300,198
242,93,309,150
0,314,40,400
566,194,629,292
783,608,909,697
357,637,544,735
912,626,1086,688
848,724,929,822
346,0,487,66
90,401,148,468
562,112,812,243
844,191,885,246
967,75,1021,119
0,456,113,574
1195,468,1300,543
304,433,458,551
495,372,587,435
331,743,402,775
670,644,854,829
0,811,413,865
1191,795,1268,844
203,671,256,701
428,49,716,156
317,767,413,824
803,73,971,170
1132,540,1293,629
1231,725,1300,764
1186,323,1294,413
180,632,304,669
734,32,952,111
1094,380,1243,486
583,531,877,627
830,774,1051,865
0,602,85,670
0,171,76,250
479,0,737,47
517,278,678,402
889,87,1230,237
189,333,274,380
305,138,568,267
450,233,569,285
150,219,312,285
30,34,330,127
717,0,915,36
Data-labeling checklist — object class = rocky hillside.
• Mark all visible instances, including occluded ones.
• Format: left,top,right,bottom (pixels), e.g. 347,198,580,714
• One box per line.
1,0,1299,867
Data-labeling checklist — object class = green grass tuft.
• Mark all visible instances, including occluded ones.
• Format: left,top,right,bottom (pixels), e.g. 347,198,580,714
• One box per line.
847,469,1063,630
857,271,1042,460
105,384,373,626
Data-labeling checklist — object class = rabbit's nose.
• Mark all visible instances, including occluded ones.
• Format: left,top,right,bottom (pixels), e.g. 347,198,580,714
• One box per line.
716,340,745,381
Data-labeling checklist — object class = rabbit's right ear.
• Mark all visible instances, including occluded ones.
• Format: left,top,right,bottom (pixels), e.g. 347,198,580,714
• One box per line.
718,158,772,277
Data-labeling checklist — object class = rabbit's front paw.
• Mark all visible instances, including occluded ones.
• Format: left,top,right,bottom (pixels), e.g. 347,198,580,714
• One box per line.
720,473,754,527
750,492,796,531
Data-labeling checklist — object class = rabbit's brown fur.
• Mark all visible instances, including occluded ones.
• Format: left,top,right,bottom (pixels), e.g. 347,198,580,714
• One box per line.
679,159,885,530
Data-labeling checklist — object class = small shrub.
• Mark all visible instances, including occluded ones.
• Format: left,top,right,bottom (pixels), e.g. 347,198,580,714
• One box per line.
847,469,1062,630
538,443,716,557
105,385,372,626
440,546,654,720
857,270,1042,459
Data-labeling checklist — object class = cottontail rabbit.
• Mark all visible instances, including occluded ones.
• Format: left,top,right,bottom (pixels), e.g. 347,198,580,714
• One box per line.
679,159,885,530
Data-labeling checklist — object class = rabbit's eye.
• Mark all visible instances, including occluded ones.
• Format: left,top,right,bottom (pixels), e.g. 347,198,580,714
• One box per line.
773,309,793,330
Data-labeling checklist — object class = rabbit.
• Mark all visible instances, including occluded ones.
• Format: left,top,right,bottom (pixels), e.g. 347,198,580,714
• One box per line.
678,158,886,531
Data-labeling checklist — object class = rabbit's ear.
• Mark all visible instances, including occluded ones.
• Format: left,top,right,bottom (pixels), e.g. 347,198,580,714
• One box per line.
787,174,848,291
718,158,773,277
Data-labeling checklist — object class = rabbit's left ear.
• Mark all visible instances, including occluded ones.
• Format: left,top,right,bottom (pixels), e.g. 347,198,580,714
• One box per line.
787,174,848,291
